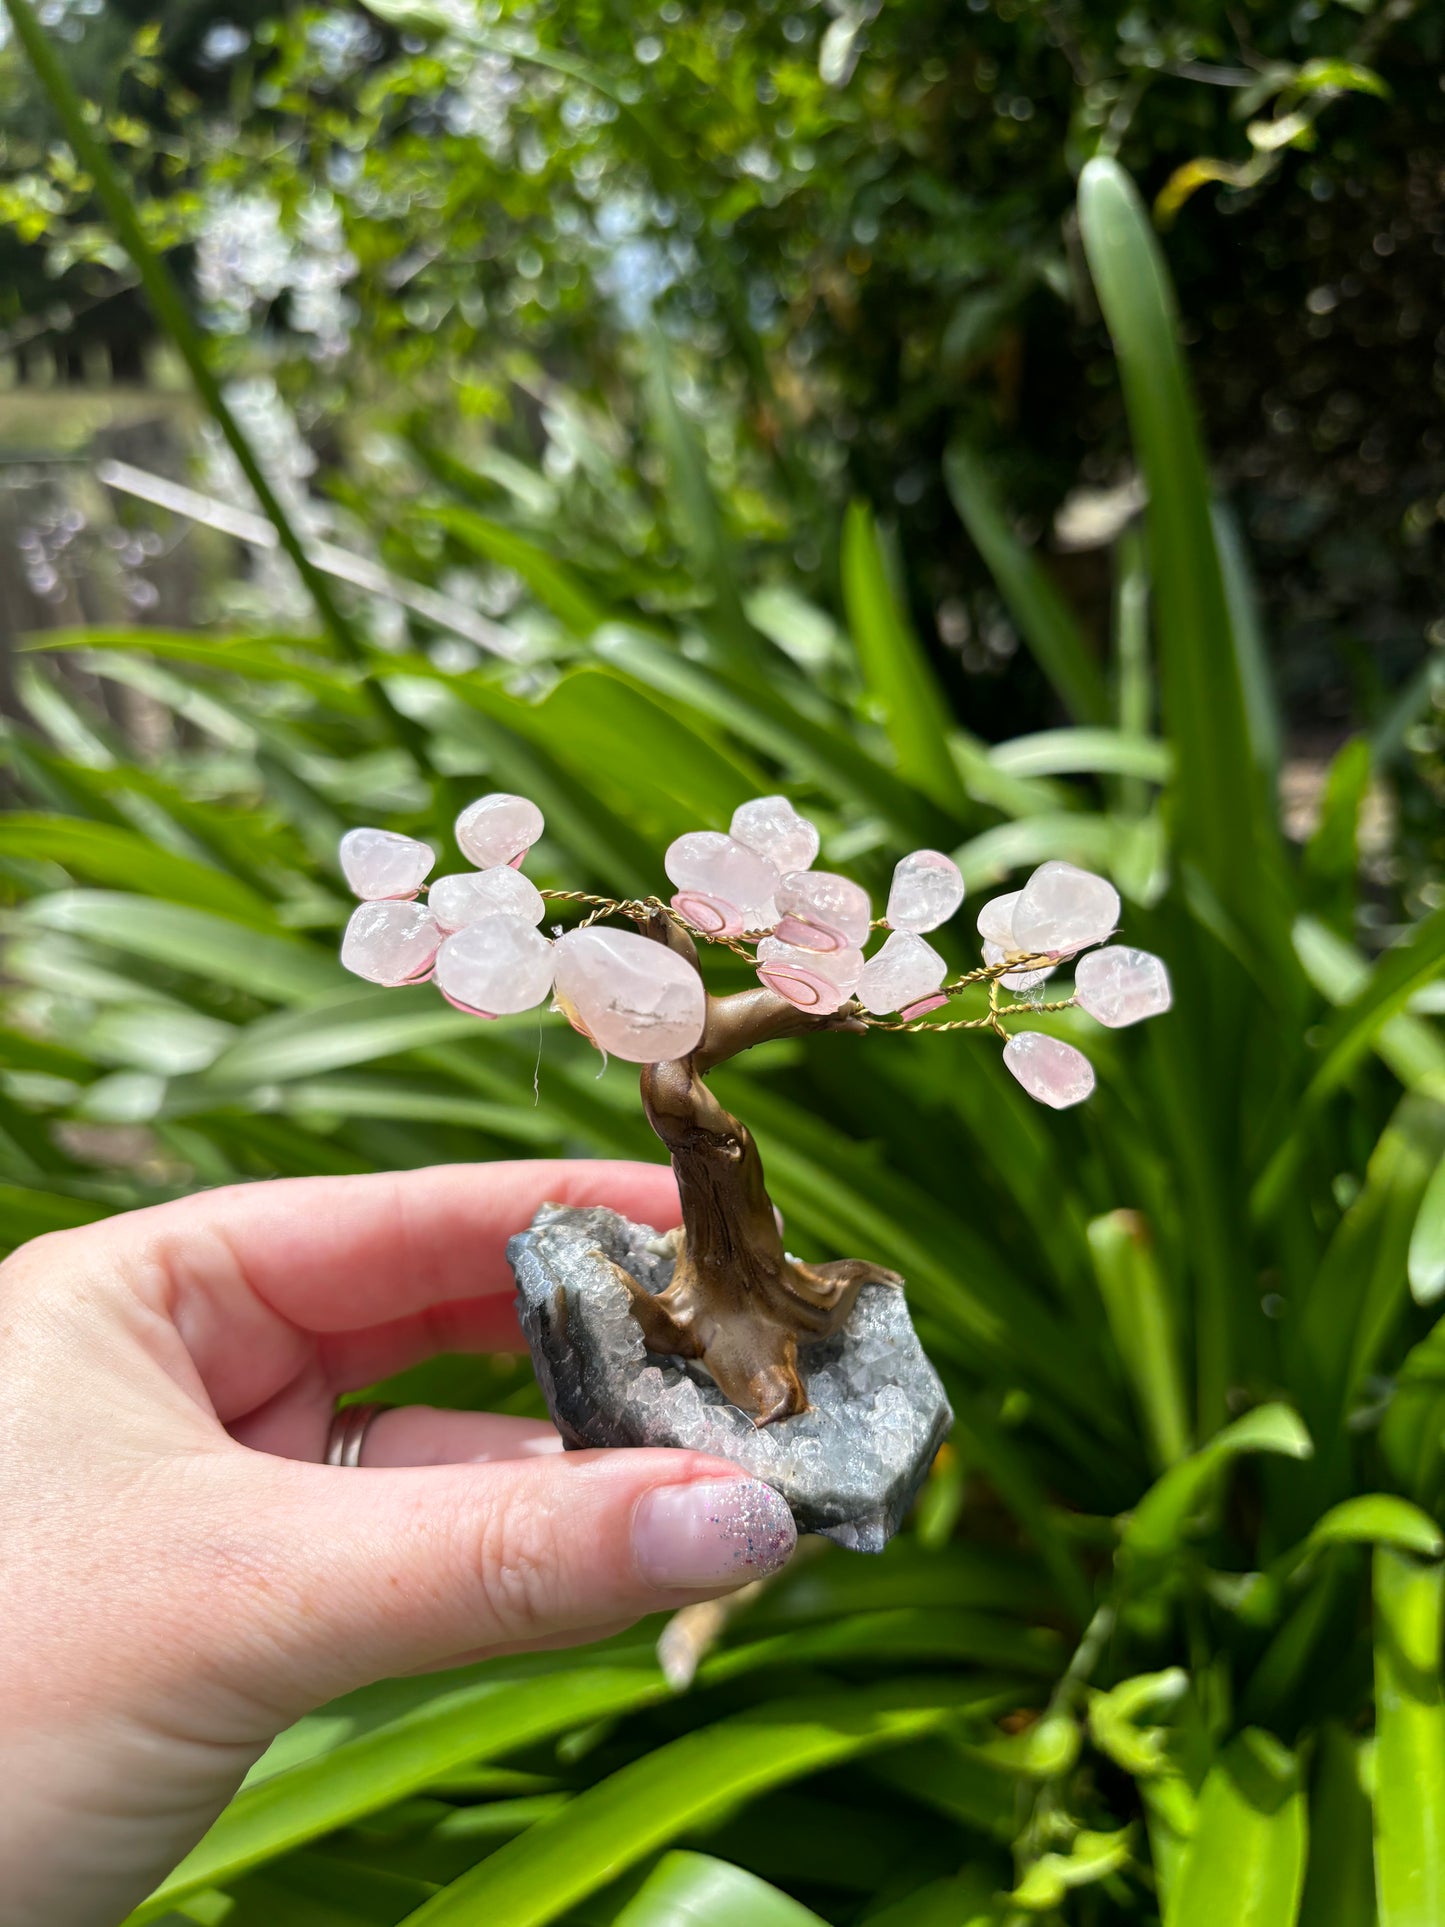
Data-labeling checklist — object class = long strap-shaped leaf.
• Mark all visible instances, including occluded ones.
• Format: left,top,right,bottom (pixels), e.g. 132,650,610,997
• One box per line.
610,1851,827,1927
399,1680,1013,1927
943,446,1109,727
1165,1729,1307,1927
0,0,427,770
1077,158,1288,976
126,1659,677,1923
840,501,970,816
1373,1547,1445,1927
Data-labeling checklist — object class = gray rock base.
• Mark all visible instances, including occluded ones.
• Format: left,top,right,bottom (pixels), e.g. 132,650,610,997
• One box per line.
508,1202,953,1553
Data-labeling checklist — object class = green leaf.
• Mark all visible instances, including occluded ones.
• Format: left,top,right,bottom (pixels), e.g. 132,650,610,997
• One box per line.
988,728,1171,782
643,335,763,674
399,1682,1007,1927
0,815,273,923
1165,1729,1307,1927
1088,1209,1191,1470
1308,1496,1444,1560
0,1182,114,1250
434,508,613,637
860,1870,1003,1927
1211,499,1281,779
1077,158,1285,966
129,1658,676,1923
593,627,945,842
1373,1547,1445,1927
944,445,1108,726
202,989,480,1086
1408,1153,1445,1305
608,1852,826,1927
1255,912,1445,1222
840,500,968,816
20,893,345,1001
1298,1724,1376,1927
1123,1405,1313,1570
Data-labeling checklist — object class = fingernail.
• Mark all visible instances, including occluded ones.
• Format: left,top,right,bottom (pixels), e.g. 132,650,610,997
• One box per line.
632,1477,796,1589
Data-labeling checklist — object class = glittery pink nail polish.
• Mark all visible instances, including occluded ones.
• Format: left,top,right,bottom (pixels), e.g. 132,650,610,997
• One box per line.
631,1478,796,1588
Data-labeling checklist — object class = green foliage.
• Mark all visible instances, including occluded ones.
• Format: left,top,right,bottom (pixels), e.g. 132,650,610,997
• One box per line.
2,60,1445,1926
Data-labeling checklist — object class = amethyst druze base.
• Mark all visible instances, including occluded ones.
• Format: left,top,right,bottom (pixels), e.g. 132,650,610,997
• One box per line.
509,1202,953,1553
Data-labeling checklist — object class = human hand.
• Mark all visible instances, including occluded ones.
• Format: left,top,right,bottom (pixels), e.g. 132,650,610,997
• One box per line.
0,1160,796,1927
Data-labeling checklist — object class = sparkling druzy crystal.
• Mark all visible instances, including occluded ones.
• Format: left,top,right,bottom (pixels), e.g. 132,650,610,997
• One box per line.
455,793,545,869
857,930,947,1015
552,926,707,1062
663,831,780,938
1003,1030,1096,1108
1012,860,1120,958
886,850,964,933
729,795,820,877
756,937,864,1014
434,916,554,1017
341,900,442,986
774,870,872,953
339,827,434,902
429,865,545,934
1075,945,1172,1028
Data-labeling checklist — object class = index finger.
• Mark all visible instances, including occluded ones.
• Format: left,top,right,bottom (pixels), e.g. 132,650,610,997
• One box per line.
148,1157,680,1330
73,1159,678,1421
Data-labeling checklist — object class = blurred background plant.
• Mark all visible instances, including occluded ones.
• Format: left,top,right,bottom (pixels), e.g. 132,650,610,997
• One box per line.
2,0,1445,1922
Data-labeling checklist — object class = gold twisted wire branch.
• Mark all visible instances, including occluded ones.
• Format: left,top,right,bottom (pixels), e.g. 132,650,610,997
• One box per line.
537,888,1078,1034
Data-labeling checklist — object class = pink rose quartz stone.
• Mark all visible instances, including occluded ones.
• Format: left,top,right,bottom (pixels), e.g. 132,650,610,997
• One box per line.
341,900,442,986
856,930,947,1015
455,793,545,869
1003,1030,1096,1108
664,831,780,938
1012,861,1119,958
886,850,964,933
552,926,707,1063
773,870,872,953
756,937,864,1014
1074,946,1172,1028
429,866,545,934
339,827,435,901
434,916,554,1017
982,939,1056,994
976,890,1022,949
729,795,820,876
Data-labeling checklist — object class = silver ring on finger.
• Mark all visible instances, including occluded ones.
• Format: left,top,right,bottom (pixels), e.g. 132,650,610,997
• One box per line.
324,1401,392,1468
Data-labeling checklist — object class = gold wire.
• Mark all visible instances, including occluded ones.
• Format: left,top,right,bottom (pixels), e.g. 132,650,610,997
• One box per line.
536,890,1073,1035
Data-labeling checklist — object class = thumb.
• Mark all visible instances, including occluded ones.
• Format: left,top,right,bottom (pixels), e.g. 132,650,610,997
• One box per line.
203,1446,796,1714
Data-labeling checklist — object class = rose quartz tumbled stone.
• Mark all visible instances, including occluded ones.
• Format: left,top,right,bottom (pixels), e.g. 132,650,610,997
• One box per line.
1075,945,1172,1027
773,870,871,953
664,831,780,938
857,930,947,1015
982,939,1055,994
1003,1030,1096,1108
886,850,964,933
339,827,434,901
1012,861,1119,958
341,900,442,986
976,890,1022,949
455,793,545,869
730,795,820,877
429,866,545,934
552,926,707,1063
756,937,863,1014
434,915,554,1017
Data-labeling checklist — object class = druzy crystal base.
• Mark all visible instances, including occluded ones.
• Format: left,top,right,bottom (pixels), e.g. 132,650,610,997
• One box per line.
509,1203,954,1553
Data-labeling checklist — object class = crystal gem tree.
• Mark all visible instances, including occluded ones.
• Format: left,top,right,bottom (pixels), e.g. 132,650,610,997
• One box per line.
340,795,1171,1423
